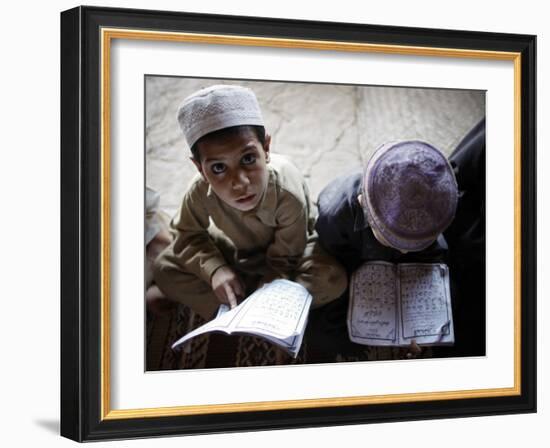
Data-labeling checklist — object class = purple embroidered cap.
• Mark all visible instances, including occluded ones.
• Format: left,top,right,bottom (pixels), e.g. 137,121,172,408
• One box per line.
363,141,458,252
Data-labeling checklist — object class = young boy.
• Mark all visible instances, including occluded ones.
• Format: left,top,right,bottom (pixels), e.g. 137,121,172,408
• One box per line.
316,140,458,271
153,85,347,320
312,141,458,358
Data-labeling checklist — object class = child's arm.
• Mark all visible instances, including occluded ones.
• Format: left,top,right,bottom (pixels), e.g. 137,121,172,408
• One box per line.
171,187,245,307
171,183,229,286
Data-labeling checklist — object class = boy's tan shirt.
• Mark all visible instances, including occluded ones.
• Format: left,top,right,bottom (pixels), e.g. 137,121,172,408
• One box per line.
161,154,315,284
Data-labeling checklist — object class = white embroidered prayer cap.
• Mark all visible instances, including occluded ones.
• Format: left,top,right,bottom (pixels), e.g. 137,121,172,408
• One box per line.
176,85,265,148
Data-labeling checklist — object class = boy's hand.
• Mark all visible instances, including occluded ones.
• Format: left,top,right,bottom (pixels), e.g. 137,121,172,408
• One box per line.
405,340,423,359
211,266,245,309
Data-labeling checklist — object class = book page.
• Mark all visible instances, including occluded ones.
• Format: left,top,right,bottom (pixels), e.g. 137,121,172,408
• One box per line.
348,262,398,346
233,279,312,340
170,304,239,351
398,263,454,345
171,280,312,355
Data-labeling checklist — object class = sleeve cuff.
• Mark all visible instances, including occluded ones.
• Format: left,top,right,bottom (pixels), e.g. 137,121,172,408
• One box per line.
200,257,228,284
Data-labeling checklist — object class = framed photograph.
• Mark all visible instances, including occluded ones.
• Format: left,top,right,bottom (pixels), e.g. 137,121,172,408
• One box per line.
60,5,536,442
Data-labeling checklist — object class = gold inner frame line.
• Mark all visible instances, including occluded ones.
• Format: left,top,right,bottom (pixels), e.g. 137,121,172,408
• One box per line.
100,27,522,421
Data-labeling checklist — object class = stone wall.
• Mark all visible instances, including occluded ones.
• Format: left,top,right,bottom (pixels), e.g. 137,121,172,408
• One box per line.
146,77,485,218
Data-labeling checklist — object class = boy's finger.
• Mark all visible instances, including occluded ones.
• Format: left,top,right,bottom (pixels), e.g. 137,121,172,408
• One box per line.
212,286,224,303
233,278,244,299
224,285,238,309
410,340,422,355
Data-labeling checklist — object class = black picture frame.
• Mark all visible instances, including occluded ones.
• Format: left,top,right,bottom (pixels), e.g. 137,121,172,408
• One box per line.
60,5,536,442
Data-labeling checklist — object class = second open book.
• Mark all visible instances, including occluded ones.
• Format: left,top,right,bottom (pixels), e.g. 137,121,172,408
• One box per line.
348,262,455,347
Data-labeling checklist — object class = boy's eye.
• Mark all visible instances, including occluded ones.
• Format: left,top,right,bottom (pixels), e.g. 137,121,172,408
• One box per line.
241,153,256,165
210,163,226,174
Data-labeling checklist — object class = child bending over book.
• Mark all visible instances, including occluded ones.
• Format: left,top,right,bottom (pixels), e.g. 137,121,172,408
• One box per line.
316,140,458,272
311,140,459,357
153,85,347,320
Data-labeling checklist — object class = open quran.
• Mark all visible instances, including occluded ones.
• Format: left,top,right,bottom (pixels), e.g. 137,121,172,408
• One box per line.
171,279,312,358
348,262,454,347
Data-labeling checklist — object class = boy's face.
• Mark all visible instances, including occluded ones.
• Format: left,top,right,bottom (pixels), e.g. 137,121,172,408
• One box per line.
193,128,271,211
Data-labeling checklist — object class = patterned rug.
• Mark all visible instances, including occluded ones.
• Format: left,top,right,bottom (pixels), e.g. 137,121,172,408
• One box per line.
146,304,433,371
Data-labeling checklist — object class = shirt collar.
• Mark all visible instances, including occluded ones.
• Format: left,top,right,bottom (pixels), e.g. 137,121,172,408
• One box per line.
252,166,277,226
206,183,216,200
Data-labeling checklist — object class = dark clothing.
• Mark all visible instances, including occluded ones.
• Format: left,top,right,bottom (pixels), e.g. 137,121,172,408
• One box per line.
446,119,485,273
315,171,448,273
443,118,486,356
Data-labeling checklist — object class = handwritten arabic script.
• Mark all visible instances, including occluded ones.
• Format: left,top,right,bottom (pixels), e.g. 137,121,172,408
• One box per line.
400,265,450,340
349,262,397,342
235,280,310,337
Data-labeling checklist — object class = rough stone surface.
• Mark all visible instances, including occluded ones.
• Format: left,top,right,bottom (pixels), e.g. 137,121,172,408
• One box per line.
145,77,485,218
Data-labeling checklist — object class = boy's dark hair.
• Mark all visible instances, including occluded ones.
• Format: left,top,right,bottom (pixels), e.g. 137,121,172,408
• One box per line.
190,125,266,162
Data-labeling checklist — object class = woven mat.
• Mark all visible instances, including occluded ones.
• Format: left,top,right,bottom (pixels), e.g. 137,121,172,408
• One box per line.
146,304,432,371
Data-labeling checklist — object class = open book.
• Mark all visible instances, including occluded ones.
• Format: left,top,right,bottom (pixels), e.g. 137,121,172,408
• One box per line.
348,262,454,347
171,279,312,358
